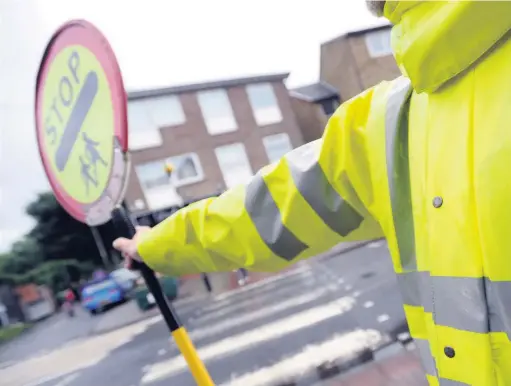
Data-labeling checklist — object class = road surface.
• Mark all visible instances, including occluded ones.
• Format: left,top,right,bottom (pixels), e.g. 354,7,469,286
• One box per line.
0,240,422,386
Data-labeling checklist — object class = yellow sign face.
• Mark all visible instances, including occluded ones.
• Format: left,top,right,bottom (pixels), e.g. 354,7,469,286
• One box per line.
42,45,114,204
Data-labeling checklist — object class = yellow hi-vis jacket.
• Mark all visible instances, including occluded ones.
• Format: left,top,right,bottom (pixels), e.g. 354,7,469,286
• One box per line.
138,2,511,384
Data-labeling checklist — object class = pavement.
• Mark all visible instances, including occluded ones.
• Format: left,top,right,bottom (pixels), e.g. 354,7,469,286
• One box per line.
0,240,428,386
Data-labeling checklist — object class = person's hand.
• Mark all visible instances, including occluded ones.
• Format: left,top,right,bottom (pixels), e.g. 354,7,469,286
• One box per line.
112,226,151,269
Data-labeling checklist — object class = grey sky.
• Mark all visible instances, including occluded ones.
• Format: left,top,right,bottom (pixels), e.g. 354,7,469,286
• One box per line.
0,0,382,251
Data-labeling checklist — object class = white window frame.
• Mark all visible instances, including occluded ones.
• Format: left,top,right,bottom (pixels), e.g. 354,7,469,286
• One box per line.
214,143,253,189
246,82,283,127
364,29,392,58
136,152,204,190
262,133,293,163
197,89,238,135
135,153,204,210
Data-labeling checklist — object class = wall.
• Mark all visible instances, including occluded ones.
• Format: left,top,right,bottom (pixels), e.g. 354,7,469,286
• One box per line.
290,98,329,143
125,81,304,212
320,30,401,101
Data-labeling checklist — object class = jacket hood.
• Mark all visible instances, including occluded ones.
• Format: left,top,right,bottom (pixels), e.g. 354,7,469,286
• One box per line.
384,1,511,93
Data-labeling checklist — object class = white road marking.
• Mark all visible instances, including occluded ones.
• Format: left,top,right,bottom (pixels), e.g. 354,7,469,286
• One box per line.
212,266,311,302
51,372,79,386
367,241,384,248
363,301,374,308
190,288,329,340
195,277,316,324
377,314,390,323
397,332,411,341
1,316,161,386
202,270,313,314
220,330,383,386
141,298,356,384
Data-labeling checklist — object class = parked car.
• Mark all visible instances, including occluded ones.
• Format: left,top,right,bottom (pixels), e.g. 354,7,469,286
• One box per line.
81,278,127,315
110,268,140,292
133,274,178,311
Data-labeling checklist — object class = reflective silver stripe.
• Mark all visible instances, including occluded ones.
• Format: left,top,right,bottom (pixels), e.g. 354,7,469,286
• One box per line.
384,77,416,271
285,142,364,237
439,379,470,386
398,271,511,338
414,338,437,376
431,276,488,334
245,174,308,261
396,271,433,312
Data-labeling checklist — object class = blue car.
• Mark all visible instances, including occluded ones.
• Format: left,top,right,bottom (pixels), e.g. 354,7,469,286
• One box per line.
81,278,126,315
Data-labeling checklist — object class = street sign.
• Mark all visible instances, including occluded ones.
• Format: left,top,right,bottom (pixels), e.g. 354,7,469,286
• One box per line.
35,20,214,386
35,20,129,226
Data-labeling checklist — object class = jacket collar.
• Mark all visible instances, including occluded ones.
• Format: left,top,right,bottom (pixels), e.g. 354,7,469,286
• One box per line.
385,1,511,93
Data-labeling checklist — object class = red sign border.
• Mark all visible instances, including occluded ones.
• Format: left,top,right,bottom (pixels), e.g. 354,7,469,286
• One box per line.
35,20,128,223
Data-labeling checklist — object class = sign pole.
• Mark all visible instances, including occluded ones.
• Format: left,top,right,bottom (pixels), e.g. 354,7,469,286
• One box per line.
111,206,214,385
35,19,213,386
90,226,110,269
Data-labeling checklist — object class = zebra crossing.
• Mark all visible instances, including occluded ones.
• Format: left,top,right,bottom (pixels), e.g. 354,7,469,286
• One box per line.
5,241,409,386
142,243,408,386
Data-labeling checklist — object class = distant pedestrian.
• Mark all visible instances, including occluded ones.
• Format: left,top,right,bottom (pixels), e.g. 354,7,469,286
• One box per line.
236,268,248,286
201,273,212,293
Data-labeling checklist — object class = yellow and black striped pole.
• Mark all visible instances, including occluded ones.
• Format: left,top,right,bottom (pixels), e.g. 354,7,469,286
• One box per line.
112,206,214,386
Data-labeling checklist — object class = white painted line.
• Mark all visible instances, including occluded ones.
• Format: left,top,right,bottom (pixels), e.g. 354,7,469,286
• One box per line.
141,298,356,384
220,330,383,386
51,372,80,386
327,284,338,292
203,270,313,313
190,288,329,340
195,277,316,324
377,314,390,323
212,266,311,302
363,301,374,308
367,241,384,248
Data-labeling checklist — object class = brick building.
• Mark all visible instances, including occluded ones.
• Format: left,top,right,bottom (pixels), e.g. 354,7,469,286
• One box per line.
124,73,304,215
289,82,340,143
290,24,400,142
320,24,400,101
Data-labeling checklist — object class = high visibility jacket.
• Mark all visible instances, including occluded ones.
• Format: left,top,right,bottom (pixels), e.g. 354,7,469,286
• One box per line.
139,2,511,384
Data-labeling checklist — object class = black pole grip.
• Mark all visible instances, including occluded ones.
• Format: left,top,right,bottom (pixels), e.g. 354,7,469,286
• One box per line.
111,206,181,331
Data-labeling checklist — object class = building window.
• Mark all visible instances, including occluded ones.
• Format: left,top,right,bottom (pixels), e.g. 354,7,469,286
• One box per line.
365,29,392,58
128,101,162,150
128,95,185,150
197,89,237,135
148,95,186,128
135,153,203,210
215,143,253,189
246,83,283,126
263,133,293,163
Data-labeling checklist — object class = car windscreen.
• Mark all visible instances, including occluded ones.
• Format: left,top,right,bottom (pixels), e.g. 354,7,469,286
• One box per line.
82,280,116,296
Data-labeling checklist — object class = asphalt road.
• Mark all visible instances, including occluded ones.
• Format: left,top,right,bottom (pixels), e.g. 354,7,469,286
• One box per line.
0,240,411,386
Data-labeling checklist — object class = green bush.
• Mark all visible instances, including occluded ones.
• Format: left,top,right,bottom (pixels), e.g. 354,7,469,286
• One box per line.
0,323,30,344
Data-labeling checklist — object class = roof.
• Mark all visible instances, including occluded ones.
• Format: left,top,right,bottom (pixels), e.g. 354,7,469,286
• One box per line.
321,22,392,46
127,73,290,100
289,82,339,103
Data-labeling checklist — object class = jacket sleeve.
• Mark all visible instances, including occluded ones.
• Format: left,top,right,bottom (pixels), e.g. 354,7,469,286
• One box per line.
137,86,383,277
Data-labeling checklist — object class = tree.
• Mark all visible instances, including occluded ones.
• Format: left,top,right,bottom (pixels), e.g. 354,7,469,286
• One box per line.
26,192,117,269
